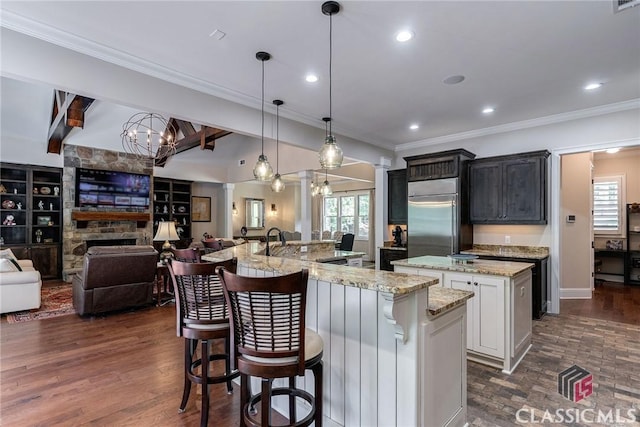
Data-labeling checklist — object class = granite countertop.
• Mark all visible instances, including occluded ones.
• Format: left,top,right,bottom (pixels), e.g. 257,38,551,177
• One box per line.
427,286,474,316
392,255,534,277
203,243,472,316
461,244,549,260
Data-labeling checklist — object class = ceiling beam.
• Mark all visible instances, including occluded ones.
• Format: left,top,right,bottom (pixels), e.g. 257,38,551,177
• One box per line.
47,90,94,154
154,124,231,167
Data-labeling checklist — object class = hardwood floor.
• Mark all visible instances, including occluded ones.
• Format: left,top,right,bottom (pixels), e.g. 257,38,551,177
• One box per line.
1,282,638,426
560,281,640,325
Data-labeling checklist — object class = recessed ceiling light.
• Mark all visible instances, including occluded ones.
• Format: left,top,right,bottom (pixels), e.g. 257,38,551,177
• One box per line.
409,124,419,130
305,74,318,83
584,82,603,91
482,107,495,114
395,30,414,42
606,147,620,154
443,75,465,85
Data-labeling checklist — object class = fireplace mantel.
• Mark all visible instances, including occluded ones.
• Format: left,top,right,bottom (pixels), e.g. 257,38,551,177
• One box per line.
71,211,151,228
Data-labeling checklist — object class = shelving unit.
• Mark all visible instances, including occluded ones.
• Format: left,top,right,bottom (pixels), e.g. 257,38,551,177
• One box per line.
626,203,640,285
152,178,192,242
0,163,62,279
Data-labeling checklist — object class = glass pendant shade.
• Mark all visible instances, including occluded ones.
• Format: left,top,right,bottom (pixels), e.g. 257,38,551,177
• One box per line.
253,154,273,180
271,173,285,192
320,179,333,196
319,134,343,169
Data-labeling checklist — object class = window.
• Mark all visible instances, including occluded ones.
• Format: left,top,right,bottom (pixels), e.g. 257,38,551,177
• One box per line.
322,192,370,239
593,175,625,235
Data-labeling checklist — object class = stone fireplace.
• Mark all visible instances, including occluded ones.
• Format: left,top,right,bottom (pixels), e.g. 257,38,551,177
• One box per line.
62,145,154,281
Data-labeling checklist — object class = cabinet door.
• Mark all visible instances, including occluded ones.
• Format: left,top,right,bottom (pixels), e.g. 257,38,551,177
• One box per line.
473,276,505,358
30,246,59,279
469,161,501,223
387,169,407,224
502,157,544,223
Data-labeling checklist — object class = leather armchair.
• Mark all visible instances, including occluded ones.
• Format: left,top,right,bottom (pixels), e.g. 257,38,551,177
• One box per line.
72,245,158,315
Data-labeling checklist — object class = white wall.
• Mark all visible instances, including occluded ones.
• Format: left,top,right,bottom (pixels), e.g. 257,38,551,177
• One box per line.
559,152,593,297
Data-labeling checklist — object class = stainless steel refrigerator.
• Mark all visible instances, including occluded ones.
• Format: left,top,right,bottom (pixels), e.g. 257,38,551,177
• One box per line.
407,178,473,258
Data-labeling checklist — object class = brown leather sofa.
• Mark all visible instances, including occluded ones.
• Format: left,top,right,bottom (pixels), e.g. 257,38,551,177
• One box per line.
72,245,158,316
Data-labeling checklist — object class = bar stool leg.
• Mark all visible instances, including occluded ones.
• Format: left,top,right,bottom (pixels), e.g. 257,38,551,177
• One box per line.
200,339,210,427
313,361,323,427
179,339,196,413
261,378,272,426
224,336,233,394
288,377,296,422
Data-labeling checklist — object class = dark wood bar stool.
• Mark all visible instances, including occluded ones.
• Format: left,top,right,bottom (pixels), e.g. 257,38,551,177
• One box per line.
203,239,224,253
217,267,323,427
167,258,240,427
171,247,202,263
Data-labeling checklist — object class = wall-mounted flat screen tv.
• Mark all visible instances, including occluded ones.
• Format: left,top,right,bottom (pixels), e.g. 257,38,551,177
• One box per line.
75,167,150,209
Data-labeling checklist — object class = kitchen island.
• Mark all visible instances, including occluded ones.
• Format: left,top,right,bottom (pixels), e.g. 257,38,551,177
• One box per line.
204,242,473,427
393,255,534,374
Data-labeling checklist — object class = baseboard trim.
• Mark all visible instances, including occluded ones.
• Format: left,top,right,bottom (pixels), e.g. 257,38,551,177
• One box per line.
560,288,593,299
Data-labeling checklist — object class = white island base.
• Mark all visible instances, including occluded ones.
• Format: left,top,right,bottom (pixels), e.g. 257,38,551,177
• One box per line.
238,265,469,427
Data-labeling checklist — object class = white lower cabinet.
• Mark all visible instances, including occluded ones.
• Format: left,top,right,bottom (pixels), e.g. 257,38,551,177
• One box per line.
446,273,505,359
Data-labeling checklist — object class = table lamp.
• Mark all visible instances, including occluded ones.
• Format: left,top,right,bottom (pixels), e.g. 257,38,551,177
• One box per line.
154,220,180,263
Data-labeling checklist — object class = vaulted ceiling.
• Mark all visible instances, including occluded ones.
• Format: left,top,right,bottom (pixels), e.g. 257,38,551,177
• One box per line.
1,1,639,172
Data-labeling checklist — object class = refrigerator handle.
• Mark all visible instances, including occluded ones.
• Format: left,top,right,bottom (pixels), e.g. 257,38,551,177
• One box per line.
451,201,456,254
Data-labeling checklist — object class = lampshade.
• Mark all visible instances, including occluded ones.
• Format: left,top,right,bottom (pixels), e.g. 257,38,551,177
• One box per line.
154,221,180,243
121,112,177,159
318,1,344,170
253,51,274,181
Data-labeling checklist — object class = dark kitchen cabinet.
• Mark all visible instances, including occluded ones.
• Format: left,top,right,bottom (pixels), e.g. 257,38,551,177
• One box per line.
469,150,549,224
387,169,407,224
380,247,407,271
404,149,475,182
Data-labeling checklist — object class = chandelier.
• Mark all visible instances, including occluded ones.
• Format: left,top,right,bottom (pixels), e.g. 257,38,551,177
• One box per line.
121,112,177,159
318,1,344,169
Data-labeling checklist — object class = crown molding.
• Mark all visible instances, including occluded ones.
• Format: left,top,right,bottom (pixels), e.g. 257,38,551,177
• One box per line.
395,99,640,152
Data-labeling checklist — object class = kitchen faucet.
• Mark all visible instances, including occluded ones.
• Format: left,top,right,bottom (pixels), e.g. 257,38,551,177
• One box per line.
265,227,286,256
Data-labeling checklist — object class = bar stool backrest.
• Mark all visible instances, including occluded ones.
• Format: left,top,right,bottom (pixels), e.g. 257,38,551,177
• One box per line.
168,258,237,337
218,268,309,376
171,247,202,263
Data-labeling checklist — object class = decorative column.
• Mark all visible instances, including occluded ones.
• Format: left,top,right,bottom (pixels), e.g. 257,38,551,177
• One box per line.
298,170,314,240
374,157,391,269
222,183,234,238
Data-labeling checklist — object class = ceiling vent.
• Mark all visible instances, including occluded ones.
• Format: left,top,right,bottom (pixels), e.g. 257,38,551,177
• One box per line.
614,0,639,13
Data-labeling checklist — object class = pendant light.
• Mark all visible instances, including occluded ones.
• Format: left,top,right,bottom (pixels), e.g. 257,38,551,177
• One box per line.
320,169,332,196
253,51,274,181
271,99,285,192
318,1,344,170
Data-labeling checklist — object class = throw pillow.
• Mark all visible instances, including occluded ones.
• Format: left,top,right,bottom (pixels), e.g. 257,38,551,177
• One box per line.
0,258,19,272
0,248,18,262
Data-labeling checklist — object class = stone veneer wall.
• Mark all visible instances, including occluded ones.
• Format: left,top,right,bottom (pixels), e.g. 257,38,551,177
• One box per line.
62,145,154,280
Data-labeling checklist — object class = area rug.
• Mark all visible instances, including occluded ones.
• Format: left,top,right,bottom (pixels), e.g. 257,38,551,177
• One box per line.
5,285,75,323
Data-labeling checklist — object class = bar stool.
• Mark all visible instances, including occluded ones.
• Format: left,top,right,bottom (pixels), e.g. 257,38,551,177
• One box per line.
168,258,240,427
217,267,323,427
171,247,202,263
